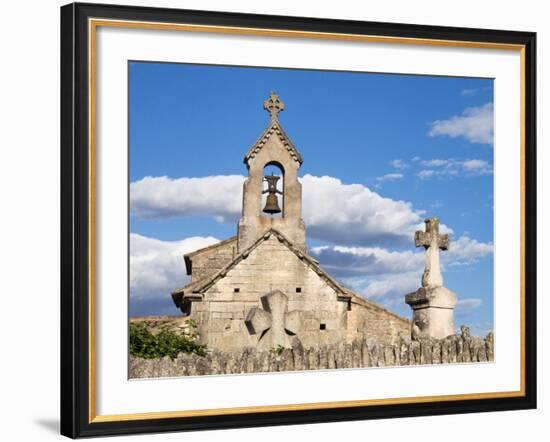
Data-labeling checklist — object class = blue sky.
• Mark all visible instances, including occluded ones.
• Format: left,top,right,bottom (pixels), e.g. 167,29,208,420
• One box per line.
129,61,494,337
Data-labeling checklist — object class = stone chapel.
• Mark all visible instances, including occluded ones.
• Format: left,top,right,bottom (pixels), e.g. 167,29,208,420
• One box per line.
171,92,456,353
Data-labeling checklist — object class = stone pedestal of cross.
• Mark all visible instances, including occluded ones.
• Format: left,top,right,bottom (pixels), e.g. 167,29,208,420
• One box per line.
245,290,301,349
405,218,457,339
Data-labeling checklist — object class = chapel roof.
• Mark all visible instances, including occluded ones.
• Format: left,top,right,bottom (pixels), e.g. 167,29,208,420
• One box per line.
183,236,238,276
343,288,411,324
172,228,351,307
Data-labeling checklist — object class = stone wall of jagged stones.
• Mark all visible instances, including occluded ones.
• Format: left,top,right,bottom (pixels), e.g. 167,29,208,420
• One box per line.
129,330,494,378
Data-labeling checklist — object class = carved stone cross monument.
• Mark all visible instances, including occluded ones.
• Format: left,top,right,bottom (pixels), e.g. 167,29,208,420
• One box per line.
263,91,285,121
245,290,301,349
405,217,457,339
415,217,449,288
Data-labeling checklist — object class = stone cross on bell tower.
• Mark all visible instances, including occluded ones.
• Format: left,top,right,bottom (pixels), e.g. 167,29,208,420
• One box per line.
264,91,285,121
405,217,457,339
415,218,449,288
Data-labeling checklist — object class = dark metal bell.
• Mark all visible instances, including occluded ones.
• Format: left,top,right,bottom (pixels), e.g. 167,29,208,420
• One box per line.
262,174,283,215
263,193,281,214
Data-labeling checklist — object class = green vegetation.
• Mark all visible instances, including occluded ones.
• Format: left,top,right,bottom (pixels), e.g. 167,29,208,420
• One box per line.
129,322,207,360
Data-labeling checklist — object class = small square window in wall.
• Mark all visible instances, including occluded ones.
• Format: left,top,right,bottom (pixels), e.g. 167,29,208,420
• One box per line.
296,287,302,293
320,323,326,330
234,288,240,293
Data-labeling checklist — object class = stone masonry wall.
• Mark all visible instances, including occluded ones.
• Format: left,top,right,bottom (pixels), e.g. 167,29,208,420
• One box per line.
189,239,237,282
129,330,494,378
346,297,411,344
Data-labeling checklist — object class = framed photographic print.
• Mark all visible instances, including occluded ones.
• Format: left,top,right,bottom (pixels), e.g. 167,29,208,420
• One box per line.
60,2,537,438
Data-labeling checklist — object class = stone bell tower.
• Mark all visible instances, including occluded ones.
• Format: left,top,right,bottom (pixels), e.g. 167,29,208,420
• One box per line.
238,92,306,252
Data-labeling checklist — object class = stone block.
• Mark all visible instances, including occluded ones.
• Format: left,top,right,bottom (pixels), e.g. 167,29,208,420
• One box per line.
303,319,319,331
212,312,233,319
406,286,457,339
209,319,232,333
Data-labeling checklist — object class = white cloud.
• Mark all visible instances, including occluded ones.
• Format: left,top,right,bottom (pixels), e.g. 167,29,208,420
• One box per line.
130,175,245,222
377,172,404,181
343,271,420,308
389,159,409,169
301,175,427,246
417,170,435,179
456,298,483,309
447,235,493,265
375,172,404,187
462,159,489,171
130,233,220,300
361,273,419,302
428,102,493,144
131,174,430,247
416,158,492,180
420,159,450,167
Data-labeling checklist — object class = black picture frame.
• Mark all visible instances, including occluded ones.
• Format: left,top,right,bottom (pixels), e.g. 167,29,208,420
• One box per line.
60,2,537,438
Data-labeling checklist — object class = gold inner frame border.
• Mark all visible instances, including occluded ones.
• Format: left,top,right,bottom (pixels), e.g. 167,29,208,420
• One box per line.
87,17,527,424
